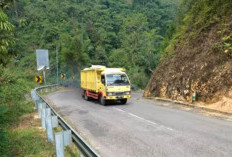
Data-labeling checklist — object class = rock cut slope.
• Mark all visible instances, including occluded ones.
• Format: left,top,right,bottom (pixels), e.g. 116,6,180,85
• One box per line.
145,0,232,107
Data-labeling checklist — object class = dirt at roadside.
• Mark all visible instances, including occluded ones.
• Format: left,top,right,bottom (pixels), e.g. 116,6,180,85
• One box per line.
198,96,232,114
15,112,41,129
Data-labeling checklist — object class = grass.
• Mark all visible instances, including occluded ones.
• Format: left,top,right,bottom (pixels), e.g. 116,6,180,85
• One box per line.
5,108,81,157
0,55,80,157
6,113,55,157
0,87,80,156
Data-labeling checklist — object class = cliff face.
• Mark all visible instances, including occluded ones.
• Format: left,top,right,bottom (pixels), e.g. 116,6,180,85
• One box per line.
145,0,232,104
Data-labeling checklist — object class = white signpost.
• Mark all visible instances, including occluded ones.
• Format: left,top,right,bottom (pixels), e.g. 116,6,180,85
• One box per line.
36,49,50,84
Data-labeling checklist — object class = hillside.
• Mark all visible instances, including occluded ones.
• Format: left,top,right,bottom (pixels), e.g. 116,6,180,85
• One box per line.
6,0,177,88
145,0,232,108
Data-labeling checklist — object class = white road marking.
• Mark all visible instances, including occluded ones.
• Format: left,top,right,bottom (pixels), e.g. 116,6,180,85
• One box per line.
113,107,126,113
145,119,157,126
128,113,145,121
114,107,174,132
166,127,174,131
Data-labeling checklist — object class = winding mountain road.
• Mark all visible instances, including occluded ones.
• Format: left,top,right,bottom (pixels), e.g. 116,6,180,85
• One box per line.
45,88,232,157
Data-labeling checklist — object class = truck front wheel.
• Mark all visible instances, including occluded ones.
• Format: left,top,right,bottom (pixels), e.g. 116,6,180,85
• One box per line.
120,99,127,104
99,95,106,106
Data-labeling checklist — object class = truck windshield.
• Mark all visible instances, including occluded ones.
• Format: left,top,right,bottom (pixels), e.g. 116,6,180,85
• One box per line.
106,74,130,86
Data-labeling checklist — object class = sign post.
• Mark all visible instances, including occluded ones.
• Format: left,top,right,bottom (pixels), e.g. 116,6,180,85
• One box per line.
56,45,59,84
43,67,47,85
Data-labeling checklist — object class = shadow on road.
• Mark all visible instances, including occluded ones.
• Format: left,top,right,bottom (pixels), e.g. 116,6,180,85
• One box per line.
86,98,127,107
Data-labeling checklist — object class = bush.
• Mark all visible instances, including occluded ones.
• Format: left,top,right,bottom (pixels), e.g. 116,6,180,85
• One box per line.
0,67,35,156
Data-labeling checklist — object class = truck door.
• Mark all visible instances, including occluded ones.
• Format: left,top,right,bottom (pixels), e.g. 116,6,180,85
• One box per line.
99,75,106,96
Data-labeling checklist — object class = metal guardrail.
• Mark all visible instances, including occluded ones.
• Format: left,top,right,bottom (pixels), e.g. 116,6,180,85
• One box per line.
31,84,100,157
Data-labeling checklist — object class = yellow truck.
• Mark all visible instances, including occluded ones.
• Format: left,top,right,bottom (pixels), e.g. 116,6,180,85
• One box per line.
81,65,131,105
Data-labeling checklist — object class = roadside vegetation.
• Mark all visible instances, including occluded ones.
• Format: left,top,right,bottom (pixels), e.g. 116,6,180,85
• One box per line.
162,0,232,59
0,1,64,156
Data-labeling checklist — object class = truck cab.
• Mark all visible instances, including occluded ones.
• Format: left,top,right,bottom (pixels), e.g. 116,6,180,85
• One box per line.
99,70,131,104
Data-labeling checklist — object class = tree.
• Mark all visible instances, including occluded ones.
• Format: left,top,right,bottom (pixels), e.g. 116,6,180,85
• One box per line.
0,9,14,66
62,34,90,75
6,0,178,88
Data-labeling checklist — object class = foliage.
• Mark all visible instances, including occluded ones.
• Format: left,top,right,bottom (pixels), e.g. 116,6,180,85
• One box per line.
61,31,91,74
161,0,232,59
6,0,178,88
0,64,36,155
0,9,14,66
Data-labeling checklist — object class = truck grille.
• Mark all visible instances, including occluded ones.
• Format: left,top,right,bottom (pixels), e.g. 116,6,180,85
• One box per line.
115,92,124,96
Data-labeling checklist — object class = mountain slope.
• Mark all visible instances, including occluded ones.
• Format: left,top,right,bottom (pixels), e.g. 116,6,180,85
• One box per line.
145,0,232,105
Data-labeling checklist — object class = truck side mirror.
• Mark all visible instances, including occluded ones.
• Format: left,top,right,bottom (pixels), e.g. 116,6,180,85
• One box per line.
131,84,135,90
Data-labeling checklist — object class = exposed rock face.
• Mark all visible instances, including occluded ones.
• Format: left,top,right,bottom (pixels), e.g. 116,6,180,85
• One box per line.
145,17,232,103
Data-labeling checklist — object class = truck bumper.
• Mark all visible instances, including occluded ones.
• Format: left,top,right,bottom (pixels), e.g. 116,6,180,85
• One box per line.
105,95,131,100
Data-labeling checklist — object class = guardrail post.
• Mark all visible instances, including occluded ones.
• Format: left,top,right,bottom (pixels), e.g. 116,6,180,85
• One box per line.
46,119,54,142
41,103,46,129
35,100,39,109
31,89,38,109
55,132,65,157
55,130,72,157
38,102,42,118
46,108,51,117
52,116,58,128
63,130,72,146
30,90,34,99
45,108,54,142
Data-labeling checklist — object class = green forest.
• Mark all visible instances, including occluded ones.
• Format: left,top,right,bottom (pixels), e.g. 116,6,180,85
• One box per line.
6,0,179,88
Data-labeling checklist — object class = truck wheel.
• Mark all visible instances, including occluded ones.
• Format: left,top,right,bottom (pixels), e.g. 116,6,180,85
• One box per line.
99,95,106,106
84,91,90,101
120,99,127,104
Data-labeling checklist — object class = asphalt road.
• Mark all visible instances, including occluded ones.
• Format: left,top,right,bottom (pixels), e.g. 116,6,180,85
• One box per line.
45,88,232,157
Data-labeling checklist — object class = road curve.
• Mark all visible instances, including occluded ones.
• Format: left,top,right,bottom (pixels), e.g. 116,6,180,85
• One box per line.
45,88,232,157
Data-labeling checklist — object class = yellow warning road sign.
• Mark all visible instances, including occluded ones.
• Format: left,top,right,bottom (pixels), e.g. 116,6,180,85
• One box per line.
61,73,66,79
35,75,42,83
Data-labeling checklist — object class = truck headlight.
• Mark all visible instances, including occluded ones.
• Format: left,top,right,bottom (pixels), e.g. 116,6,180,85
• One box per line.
107,92,113,96
125,91,130,95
